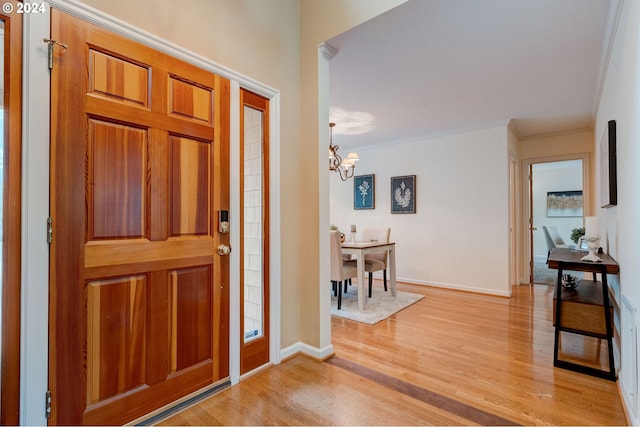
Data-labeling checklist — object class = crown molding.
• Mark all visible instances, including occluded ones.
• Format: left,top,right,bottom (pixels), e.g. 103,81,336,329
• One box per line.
592,0,625,121
319,42,338,61
47,0,278,98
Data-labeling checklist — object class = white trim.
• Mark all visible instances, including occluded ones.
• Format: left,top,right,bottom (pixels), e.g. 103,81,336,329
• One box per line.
509,156,520,287
268,94,282,365
591,0,624,126
46,0,278,99
398,279,512,298
319,42,337,61
533,255,547,264
521,153,590,286
229,81,240,385
21,10,52,427
279,342,335,362
317,44,332,352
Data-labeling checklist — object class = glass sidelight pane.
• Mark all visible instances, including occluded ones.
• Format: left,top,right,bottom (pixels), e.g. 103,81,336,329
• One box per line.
243,105,264,343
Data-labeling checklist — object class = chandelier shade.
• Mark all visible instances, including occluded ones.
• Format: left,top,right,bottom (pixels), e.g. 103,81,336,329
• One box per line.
329,122,359,181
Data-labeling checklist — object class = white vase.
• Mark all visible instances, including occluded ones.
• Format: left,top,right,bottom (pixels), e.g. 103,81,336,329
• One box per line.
580,236,602,262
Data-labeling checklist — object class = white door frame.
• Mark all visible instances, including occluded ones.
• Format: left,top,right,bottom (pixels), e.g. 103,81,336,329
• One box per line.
521,153,590,285
21,2,282,424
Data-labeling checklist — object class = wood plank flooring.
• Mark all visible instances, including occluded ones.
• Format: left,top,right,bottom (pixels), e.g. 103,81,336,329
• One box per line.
159,282,627,425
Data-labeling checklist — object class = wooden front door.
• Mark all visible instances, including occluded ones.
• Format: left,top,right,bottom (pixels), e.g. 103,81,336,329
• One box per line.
48,10,230,425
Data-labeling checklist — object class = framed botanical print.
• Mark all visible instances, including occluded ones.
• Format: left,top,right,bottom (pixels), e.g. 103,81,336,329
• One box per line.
354,174,375,210
391,175,416,214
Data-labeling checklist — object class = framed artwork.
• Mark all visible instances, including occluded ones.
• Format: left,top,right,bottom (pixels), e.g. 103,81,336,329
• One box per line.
600,120,617,208
546,190,583,217
354,174,375,210
391,175,416,214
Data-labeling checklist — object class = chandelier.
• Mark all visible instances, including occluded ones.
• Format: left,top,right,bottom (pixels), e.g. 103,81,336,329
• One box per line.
328,122,359,181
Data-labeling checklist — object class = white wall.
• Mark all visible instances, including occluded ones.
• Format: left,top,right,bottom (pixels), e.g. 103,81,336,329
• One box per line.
532,161,583,262
330,126,511,296
594,0,640,422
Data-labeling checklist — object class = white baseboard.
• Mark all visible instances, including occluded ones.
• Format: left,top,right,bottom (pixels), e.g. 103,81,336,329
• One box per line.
398,277,512,297
533,255,547,264
280,341,334,361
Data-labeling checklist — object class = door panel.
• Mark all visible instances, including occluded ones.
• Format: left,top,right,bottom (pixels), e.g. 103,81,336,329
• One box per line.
172,266,213,371
170,136,210,236
88,120,147,239
49,10,229,425
89,49,149,107
86,276,147,405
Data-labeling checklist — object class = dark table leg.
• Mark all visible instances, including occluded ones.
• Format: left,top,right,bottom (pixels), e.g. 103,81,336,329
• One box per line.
600,266,616,380
553,264,563,367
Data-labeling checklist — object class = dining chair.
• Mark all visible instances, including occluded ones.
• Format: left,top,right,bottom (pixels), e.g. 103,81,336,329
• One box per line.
330,230,357,309
542,225,573,263
361,227,391,296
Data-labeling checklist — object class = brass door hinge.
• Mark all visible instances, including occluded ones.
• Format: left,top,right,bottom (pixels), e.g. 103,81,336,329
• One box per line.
47,217,53,244
45,390,52,419
43,38,68,70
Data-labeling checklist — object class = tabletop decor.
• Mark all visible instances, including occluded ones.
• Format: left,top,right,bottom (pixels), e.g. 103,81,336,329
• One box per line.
354,174,375,209
580,236,603,262
391,175,416,214
570,227,585,244
561,274,579,289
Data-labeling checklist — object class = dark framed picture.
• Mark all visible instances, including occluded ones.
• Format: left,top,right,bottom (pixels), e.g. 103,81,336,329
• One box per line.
391,175,416,214
546,190,583,217
600,120,617,208
354,174,375,210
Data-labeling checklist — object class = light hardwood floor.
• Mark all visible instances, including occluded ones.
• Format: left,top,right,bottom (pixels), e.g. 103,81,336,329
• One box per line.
160,282,627,425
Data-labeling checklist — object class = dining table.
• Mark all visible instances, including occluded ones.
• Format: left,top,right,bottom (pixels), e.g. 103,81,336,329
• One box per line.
341,240,397,311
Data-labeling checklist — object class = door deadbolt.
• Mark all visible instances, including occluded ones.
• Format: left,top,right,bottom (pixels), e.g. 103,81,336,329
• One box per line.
219,210,230,234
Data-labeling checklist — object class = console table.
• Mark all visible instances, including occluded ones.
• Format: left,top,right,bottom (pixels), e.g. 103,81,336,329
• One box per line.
548,248,619,381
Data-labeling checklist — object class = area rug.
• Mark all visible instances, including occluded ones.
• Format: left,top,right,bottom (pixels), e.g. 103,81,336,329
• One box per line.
533,262,557,285
533,262,584,286
331,286,424,325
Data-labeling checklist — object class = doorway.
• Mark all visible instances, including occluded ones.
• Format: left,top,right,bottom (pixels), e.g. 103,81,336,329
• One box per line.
529,159,586,285
48,10,230,425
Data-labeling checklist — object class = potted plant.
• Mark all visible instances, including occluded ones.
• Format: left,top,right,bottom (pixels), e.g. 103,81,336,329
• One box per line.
570,227,585,245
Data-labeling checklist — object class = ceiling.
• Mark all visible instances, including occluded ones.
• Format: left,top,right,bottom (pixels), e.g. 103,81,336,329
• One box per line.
327,0,618,150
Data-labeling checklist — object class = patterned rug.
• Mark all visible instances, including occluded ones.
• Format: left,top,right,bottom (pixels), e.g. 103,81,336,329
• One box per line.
331,286,424,325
